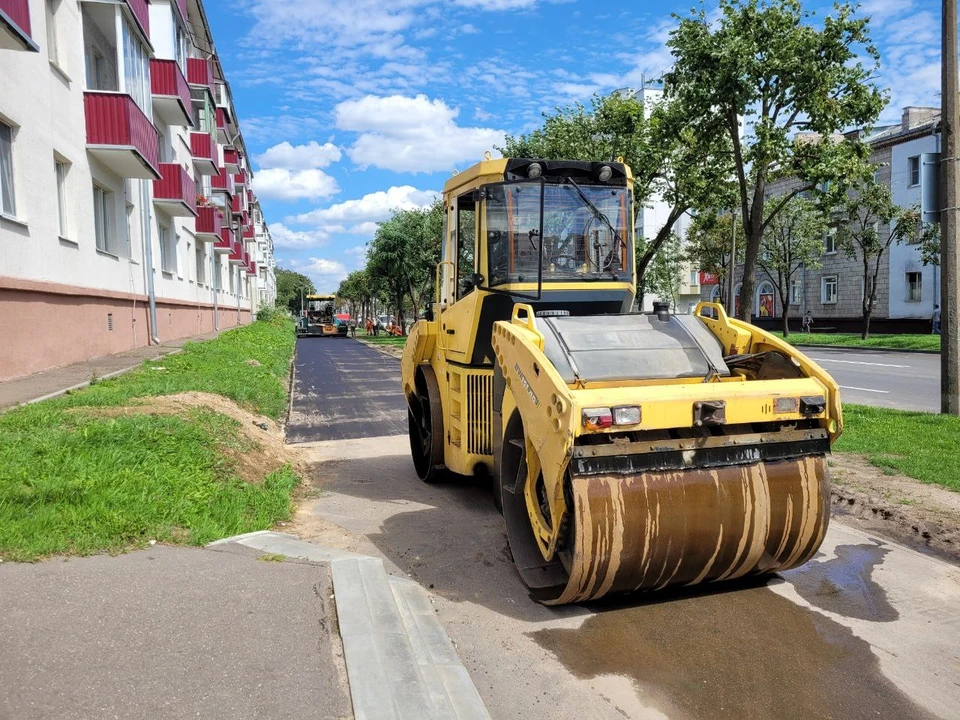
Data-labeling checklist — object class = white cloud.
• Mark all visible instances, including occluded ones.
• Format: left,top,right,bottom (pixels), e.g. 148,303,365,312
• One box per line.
289,185,439,227
302,257,349,291
253,168,340,201
255,141,342,171
270,223,331,249
335,94,504,172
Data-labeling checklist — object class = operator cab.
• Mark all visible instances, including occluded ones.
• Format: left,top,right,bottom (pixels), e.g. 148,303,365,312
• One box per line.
438,158,636,366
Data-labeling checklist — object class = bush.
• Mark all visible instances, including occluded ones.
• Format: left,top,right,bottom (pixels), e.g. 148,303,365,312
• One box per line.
255,304,282,323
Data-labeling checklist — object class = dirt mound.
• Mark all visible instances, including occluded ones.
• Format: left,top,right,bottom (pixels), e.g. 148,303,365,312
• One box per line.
70,392,307,483
830,453,960,564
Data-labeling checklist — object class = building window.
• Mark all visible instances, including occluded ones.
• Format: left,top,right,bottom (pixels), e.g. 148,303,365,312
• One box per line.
689,270,699,286
93,184,113,253
821,276,838,305
229,265,236,294
46,0,61,66
55,159,69,237
159,224,176,274
174,23,187,74
908,156,921,187
906,272,922,302
823,227,837,254
196,245,205,284
214,258,222,289
121,17,150,115
790,278,803,305
0,121,16,217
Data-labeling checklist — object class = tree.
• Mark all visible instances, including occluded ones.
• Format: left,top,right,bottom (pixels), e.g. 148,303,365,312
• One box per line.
366,201,444,333
664,0,885,321
686,212,746,308
275,268,315,316
499,90,734,291
757,197,826,336
834,178,934,339
640,234,685,310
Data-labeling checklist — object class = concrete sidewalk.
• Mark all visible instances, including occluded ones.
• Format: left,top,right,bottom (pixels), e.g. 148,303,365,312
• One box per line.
0,544,353,720
0,329,226,409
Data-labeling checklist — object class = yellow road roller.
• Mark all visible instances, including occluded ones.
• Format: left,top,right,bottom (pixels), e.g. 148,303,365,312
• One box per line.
401,158,842,605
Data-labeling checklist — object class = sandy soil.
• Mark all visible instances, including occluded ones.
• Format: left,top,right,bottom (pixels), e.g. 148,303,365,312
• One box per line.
830,453,960,564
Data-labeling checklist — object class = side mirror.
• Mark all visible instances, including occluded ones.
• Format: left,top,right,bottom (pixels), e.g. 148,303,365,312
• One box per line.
424,305,435,321
471,272,485,289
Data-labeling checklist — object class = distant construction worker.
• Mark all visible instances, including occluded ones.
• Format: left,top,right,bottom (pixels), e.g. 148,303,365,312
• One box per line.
932,304,941,335
802,311,814,334
349,318,357,338
365,318,373,335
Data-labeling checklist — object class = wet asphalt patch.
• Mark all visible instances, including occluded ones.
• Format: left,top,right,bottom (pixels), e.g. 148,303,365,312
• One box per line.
286,338,408,443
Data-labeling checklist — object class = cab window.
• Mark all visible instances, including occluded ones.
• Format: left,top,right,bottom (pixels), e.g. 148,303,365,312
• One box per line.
456,192,476,300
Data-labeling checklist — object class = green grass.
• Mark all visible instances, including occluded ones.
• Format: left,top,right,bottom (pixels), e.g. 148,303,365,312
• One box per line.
0,317,299,562
774,332,940,352
356,335,408,346
836,404,960,491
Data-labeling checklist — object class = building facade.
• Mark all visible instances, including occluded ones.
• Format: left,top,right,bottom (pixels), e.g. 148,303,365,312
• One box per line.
0,0,276,382
700,106,941,333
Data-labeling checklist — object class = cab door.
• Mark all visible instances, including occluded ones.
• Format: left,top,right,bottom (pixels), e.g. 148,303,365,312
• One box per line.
438,188,484,361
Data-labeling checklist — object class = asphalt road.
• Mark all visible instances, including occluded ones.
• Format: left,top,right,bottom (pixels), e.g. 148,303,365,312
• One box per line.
294,338,960,720
800,346,939,412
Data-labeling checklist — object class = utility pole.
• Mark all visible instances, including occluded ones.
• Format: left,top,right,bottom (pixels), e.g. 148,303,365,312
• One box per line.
943,0,960,414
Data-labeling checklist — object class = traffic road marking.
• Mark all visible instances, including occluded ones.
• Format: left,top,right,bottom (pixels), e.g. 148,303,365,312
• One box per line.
811,357,910,369
840,385,890,394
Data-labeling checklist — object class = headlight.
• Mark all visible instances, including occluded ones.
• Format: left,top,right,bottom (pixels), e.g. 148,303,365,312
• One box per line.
527,162,543,178
597,165,613,182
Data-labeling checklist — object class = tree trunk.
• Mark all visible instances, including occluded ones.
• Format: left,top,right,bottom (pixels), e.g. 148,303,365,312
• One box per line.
738,211,763,323
782,301,791,336
863,308,872,340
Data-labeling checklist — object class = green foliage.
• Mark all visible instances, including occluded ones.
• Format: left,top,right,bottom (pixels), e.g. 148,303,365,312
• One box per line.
255,304,283,323
640,234,685,309
686,212,746,307
664,0,885,320
275,268,316,315
0,320,301,562
365,200,444,331
836,405,960,491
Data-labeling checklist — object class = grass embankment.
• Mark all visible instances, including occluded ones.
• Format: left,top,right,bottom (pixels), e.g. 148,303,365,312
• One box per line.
836,404,960,492
775,332,940,352
0,317,298,562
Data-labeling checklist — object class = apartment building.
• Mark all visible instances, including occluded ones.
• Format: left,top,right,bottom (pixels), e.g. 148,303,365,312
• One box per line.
700,106,941,333
0,0,276,381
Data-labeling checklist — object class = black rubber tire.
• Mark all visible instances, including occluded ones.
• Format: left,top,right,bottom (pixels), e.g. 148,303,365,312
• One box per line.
408,366,446,484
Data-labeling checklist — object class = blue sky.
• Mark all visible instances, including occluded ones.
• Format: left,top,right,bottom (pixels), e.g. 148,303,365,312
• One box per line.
204,0,943,291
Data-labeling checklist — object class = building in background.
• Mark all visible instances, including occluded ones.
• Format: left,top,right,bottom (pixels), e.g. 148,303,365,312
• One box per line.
700,106,941,334
0,0,276,382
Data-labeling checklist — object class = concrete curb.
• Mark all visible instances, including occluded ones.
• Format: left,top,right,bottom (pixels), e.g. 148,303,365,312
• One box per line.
209,531,491,720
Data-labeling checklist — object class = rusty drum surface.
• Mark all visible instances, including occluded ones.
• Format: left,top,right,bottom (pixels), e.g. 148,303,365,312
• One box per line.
543,456,830,605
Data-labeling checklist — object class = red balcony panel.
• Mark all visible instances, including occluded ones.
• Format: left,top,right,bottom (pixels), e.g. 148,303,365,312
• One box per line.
172,0,187,25
215,107,229,143
247,261,258,277
153,163,197,217
228,241,244,265
190,132,218,175
234,170,247,187
211,168,235,198
247,189,254,204
84,92,160,179
223,147,240,173
243,223,255,241
195,205,223,242
0,0,37,50
123,0,150,41
187,57,214,90
150,59,192,127
214,226,233,253
231,194,242,215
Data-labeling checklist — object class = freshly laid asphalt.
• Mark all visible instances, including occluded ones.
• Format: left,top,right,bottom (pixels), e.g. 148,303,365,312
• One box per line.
291,337,960,720
798,346,939,412
286,337,407,443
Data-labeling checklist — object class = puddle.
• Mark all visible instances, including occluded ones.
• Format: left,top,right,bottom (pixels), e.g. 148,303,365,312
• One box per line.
784,541,898,622
531,583,935,720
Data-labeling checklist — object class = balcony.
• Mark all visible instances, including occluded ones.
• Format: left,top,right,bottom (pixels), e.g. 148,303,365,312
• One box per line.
171,0,187,25
150,59,192,128
195,206,223,242
0,0,38,51
242,223,255,241
153,163,197,217
123,0,150,41
210,168,235,199
187,57,214,94
84,92,160,180
247,260,258,277
190,132,218,176
223,148,240,174
228,241,245,265
234,170,247,187
214,227,233,254
215,107,229,144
